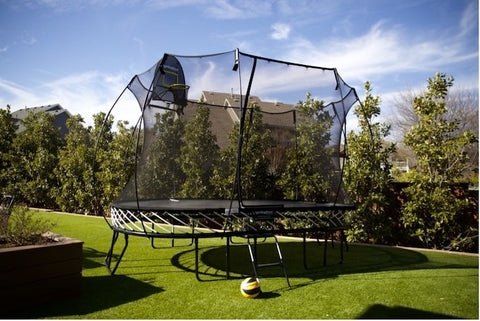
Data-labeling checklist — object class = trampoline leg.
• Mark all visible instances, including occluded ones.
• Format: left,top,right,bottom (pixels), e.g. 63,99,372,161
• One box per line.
339,230,344,264
305,231,345,270
340,229,348,263
105,231,129,275
323,231,328,266
194,237,201,281
105,230,118,271
171,225,195,247
343,230,349,252
150,237,160,249
303,232,308,270
189,225,195,246
194,237,230,281
226,237,230,279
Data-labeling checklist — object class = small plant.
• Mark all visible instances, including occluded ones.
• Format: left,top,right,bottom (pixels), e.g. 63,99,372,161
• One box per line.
0,206,56,247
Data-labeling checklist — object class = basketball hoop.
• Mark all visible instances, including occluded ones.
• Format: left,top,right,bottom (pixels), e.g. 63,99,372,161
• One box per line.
169,83,189,112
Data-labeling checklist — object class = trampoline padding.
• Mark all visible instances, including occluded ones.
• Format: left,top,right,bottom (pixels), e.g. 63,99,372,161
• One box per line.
111,198,354,213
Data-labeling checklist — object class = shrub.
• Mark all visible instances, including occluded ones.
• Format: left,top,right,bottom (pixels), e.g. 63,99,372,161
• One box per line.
0,206,56,247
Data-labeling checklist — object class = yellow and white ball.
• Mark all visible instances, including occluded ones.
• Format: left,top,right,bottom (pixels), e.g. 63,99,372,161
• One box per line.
240,277,261,298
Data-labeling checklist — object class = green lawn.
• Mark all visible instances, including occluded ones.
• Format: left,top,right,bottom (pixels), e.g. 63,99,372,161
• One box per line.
5,210,478,319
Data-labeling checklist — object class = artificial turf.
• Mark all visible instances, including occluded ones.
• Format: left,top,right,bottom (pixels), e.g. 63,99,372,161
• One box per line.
3,210,478,319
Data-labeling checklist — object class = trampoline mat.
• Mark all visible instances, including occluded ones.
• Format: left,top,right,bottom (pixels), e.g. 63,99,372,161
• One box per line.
112,199,354,213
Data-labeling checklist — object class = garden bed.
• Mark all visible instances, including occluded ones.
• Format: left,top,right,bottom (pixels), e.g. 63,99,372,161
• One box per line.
0,233,83,313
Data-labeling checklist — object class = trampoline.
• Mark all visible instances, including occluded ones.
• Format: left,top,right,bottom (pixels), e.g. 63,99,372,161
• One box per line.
99,49,359,284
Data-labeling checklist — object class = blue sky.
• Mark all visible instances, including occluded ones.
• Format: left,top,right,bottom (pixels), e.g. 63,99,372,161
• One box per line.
0,0,478,130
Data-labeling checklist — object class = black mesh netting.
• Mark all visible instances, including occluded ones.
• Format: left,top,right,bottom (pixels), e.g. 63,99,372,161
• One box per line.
108,50,359,211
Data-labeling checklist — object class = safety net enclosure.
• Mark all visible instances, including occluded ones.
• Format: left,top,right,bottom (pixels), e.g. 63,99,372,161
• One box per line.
112,49,358,210
101,49,359,277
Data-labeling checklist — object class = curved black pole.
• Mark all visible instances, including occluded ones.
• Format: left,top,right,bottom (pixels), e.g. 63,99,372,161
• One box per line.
236,56,257,208
93,84,129,223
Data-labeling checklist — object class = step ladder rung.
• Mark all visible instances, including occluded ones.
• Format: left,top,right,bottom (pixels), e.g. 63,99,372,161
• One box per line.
246,235,291,289
256,262,283,268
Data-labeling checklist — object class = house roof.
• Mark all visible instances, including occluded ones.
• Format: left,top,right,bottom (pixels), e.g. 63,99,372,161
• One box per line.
11,104,71,138
199,91,295,113
181,91,297,149
199,91,296,124
11,104,71,120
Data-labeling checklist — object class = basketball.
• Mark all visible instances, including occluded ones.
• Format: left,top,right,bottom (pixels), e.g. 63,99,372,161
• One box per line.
240,277,261,298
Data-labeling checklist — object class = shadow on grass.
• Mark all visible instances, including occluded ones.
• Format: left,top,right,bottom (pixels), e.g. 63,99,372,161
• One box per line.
83,246,109,269
2,274,163,319
357,304,459,319
256,291,281,299
171,240,475,283
171,246,235,281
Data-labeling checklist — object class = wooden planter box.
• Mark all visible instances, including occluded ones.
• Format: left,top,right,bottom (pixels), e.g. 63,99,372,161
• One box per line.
0,234,83,313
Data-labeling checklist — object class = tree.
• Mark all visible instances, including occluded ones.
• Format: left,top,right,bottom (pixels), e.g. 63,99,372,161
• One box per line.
179,104,220,198
55,114,92,213
9,111,62,208
279,93,334,202
91,113,136,214
211,103,274,199
0,106,17,191
344,82,397,243
137,111,185,199
108,119,136,204
90,112,115,214
392,85,478,181
402,72,477,249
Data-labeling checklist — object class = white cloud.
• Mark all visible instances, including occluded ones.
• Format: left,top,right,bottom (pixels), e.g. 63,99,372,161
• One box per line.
204,0,243,18
271,23,291,40
144,0,207,10
41,71,140,126
0,78,38,104
20,0,207,12
204,0,273,19
0,71,139,128
459,1,478,37
283,21,477,84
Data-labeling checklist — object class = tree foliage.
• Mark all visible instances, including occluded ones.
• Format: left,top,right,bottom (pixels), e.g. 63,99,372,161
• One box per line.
97,118,136,213
391,84,478,182
402,73,478,249
0,105,17,190
179,104,220,198
9,111,62,208
0,107,135,215
55,115,92,213
344,82,397,243
211,103,275,200
279,93,334,202
135,111,185,199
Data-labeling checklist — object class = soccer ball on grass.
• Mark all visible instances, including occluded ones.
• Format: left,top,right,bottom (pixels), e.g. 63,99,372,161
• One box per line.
240,277,261,298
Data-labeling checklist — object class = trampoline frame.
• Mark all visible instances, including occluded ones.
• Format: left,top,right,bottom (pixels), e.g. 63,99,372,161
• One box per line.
104,200,353,281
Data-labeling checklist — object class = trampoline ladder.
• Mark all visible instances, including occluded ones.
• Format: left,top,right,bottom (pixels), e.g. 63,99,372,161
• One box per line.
246,235,291,289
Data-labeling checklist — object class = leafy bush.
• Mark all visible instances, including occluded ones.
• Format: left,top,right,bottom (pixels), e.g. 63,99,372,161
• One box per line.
0,206,56,247
344,82,397,244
